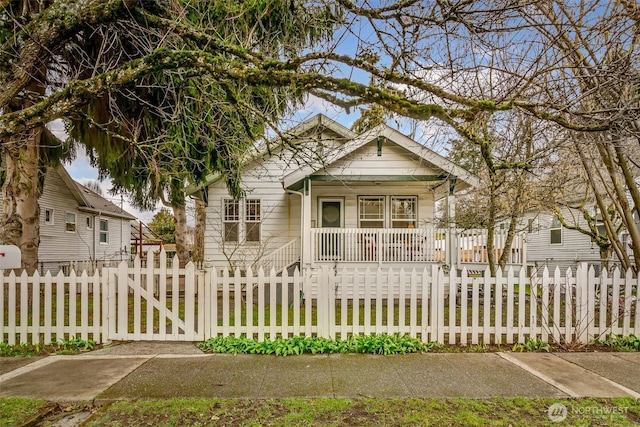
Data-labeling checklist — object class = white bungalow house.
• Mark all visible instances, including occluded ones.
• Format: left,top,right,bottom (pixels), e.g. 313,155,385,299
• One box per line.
0,166,136,274
190,114,515,273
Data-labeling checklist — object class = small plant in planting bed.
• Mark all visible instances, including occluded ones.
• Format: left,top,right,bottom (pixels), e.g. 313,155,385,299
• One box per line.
197,334,441,356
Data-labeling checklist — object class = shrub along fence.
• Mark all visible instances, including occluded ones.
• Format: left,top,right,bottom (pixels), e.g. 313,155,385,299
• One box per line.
1,250,638,346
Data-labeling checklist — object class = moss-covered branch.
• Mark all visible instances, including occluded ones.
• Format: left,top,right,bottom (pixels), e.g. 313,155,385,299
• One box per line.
0,0,139,108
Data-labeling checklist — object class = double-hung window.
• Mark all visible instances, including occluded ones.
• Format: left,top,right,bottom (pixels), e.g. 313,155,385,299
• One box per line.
224,199,240,242
550,216,562,244
99,219,109,243
224,198,261,243
245,199,261,242
391,196,417,228
359,196,385,228
65,212,76,232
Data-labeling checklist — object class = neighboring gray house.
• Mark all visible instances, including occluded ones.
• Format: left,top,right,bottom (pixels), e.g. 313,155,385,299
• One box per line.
523,207,630,275
2,166,136,274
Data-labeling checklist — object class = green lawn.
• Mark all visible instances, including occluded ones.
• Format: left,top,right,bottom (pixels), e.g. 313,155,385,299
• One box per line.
2,397,639,426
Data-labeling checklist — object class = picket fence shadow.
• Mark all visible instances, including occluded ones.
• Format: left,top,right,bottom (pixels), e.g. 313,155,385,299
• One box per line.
1,250,638,346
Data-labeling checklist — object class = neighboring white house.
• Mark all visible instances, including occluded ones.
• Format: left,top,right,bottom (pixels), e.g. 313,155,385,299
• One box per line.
1,166,136,274
191,114,488,272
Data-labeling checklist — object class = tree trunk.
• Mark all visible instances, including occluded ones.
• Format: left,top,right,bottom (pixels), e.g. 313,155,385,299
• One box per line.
1,128,43,273
192,198,205,263
172,205,190,267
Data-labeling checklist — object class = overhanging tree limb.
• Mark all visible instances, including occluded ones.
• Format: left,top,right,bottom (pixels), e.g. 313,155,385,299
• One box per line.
0,0,139,108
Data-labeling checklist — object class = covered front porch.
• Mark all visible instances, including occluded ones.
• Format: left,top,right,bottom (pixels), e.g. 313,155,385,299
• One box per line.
309,227,526,269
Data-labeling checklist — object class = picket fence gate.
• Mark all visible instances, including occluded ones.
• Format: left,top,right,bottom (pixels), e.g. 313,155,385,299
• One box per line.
1,250,639,346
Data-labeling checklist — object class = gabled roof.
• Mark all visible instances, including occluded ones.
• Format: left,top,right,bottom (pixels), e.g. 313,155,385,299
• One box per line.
56,166,136,220
286,113,357,140
186,114,356,195
281,123,482,191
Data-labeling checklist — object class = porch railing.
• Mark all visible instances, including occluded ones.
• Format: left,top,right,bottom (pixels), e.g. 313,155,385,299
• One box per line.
457,229,525,265
262,238,301,273
310,228,525,265
311,228,444,263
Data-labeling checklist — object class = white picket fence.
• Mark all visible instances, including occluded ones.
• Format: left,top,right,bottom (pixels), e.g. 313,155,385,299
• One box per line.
1,251,638,345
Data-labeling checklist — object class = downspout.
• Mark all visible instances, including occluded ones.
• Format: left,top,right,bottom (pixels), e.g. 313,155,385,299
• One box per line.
92,214,97,266
98,212,103,262
286,189,304,266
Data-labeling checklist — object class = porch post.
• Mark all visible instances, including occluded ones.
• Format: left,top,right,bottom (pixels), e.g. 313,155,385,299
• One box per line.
446,179,458,270
302,177,312,268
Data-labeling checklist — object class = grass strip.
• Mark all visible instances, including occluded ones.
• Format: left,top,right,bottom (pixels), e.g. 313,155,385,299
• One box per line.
77,397,640,426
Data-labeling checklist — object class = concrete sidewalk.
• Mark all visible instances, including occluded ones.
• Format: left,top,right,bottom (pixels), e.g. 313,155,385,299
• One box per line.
1,342,639,402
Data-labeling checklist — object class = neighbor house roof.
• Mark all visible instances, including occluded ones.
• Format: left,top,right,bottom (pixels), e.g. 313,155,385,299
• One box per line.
56,166,136,220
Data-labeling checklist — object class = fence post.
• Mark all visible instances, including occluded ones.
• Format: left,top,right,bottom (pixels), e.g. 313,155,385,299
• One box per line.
576,262,589,343
430,265,440,343
316,267,330,338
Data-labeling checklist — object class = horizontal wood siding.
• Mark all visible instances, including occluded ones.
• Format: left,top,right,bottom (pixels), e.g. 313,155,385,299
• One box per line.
526,210,606,274
321,140,440,177
203,131,352,269
204,179,298,269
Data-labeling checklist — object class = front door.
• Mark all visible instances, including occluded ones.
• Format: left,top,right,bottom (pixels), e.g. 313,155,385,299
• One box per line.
319,199,343,259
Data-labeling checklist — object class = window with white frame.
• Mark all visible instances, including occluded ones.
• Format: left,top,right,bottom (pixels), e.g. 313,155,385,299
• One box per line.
65,212,76,232
86,216,93,229
224,199,240,242
224,199,261,243
550,216,562,244
359,196,385,228
245,199,261,242
527,218,538,234
44,208,54,225
99,219,109,243
391,196,417,228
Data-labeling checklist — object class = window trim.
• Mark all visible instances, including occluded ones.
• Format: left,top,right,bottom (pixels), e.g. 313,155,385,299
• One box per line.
99,218,109,244
244,199,261,242
223,198,262,243
44,208,54,225
86,216,93,230
550,216,562,245
358,196,385,228
65,212,77,233
223,199,240,243
390,196,417,228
